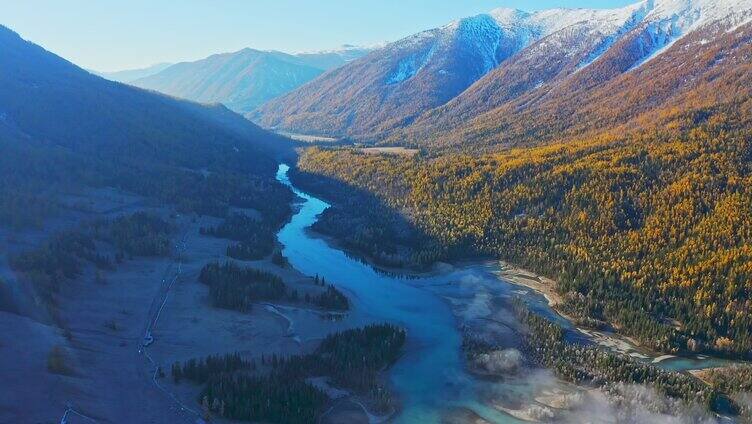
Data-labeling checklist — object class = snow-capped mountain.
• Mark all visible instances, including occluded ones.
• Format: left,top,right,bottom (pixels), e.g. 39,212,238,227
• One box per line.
130,46,371,114
252,9,571,137
253,0,752,144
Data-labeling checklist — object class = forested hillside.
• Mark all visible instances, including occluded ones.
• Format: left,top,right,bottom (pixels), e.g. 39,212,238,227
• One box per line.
296,99,752,358
171,324,405,423
0,24,292,229
279,1,752,361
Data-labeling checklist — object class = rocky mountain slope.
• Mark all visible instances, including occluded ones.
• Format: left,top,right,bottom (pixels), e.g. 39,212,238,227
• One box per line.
253,0,752,147
395,0,752,150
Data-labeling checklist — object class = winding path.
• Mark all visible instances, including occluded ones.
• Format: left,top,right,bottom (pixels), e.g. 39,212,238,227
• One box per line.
138,231,205,423
59,226,201,423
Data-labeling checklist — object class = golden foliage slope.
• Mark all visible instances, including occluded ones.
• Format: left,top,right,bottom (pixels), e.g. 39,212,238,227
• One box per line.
298,101,752,356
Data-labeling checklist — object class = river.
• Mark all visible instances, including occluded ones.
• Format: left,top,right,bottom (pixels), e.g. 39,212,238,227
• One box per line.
274,164,737,423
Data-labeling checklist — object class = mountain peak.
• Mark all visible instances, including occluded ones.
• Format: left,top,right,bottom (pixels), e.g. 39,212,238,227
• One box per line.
647,0,752,29
488,7,531,25
128,43,371,114
254,0,752,142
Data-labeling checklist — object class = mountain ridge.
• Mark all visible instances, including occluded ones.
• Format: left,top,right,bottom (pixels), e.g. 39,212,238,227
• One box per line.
131,46,371,114
252,0,752,147
394,9,752,150
94,62,173,83
0,26,291,220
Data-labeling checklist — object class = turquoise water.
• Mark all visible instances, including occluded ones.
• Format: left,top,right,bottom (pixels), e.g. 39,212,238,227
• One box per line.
275,164,525,423
274,164,739,422
657,356,742,372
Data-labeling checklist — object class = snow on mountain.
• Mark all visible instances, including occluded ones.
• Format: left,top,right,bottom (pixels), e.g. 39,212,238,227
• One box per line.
305,44,375,58
391,0,752,150
385,43,437,84
382,0,752,89
490,3,646,40
452,15,506,75
254,0,752,140
647,0,752,31
386,0,752,79
294,45,373,70
382,2,657,86
628,0,752,69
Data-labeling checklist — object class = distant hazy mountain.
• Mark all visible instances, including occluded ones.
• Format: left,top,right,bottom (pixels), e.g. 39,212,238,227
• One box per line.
131,46,371,114
253,0,752,146
95,62,173,83
294,44,374,70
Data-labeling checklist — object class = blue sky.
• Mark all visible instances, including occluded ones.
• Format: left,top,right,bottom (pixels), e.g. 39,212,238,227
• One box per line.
4,0,635,72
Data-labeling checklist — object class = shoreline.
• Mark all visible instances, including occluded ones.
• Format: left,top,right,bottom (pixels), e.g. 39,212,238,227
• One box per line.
283,164,746,411
305,224,707,365
496,261,564,308
489,261,674,361
306,211,752,374
302,227,442,278
285,165,655,359
297,185,658,362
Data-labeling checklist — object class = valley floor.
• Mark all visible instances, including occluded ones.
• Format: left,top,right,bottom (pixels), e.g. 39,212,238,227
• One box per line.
2,173,745,424
0,188,364,424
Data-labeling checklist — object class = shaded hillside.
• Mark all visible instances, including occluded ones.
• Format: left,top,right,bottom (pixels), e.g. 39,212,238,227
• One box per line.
0,24,293,226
